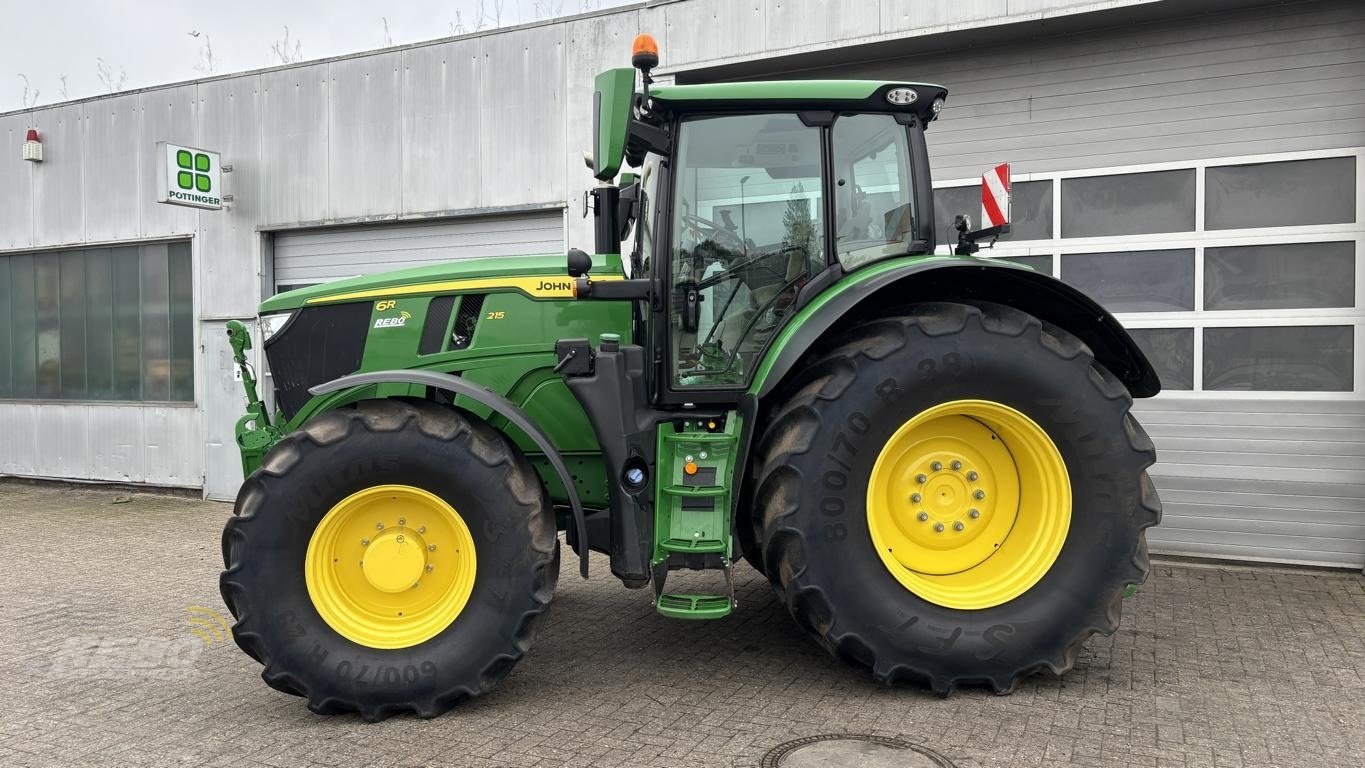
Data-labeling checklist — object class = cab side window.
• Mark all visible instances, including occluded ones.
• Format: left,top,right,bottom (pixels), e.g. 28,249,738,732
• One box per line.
832,114,917,270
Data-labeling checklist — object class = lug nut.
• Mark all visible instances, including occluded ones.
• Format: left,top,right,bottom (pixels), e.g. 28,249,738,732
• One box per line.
953,521,965,531
951,460,962,471
974,490,986,500
917,512,929,522
967,471,979,481
911,493,922,503
969,508,980,519
397,517,406,526
428,544,437,552
425,564,434,573
418,526,426,534
361,538,370,546
931,461,942,471
376,522,384,530
916,474,927,484
933,522,945,533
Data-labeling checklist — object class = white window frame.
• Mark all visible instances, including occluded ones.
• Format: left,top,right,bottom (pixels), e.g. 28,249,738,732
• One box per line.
935,147,1365,400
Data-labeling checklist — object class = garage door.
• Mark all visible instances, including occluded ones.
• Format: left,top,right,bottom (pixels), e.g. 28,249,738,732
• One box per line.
272,210,564,293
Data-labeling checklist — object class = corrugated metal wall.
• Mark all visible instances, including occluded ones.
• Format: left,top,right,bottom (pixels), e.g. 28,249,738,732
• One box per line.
0,403,201,487
1135,398,1365,565
271,211,565,291
783,0,1365,181
754,0,1365,567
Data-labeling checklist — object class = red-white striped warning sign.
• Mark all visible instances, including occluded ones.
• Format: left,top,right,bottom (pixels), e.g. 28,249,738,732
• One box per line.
981,163,1011,228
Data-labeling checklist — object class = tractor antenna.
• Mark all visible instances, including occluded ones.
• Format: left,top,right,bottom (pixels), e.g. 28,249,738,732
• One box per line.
631,34,659,90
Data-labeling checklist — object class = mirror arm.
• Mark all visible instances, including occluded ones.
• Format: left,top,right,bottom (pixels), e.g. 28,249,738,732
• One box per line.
953,216,1010,256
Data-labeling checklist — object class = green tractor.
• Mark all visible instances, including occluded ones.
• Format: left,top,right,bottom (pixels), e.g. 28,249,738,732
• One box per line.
220,35,1161,720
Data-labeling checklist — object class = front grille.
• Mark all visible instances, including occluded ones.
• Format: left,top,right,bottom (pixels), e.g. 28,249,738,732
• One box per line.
264,303,371,420
450,294,485,350
419,295,456,355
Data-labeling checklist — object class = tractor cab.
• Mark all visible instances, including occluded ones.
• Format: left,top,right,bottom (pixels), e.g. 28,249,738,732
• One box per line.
575,36,952,404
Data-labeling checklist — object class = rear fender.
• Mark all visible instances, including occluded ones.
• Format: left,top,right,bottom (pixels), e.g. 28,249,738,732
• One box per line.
750,257,1161,399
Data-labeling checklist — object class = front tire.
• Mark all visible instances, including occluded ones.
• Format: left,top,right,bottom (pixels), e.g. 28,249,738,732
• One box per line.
220,399,558,720
754,302,1160,694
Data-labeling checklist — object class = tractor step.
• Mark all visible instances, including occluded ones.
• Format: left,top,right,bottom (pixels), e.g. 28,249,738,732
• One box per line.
654,559,737,619
656,593,733,620
652,413,741,619
658,536,727,554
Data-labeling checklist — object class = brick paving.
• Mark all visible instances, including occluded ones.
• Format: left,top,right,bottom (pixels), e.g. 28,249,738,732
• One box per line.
1,479,1362,768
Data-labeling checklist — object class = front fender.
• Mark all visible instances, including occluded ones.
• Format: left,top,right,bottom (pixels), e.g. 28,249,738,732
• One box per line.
309,370,591,578
750,256,1161,399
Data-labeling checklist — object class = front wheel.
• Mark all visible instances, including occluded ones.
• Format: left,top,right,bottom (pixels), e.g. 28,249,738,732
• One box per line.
754,302,1160,694
220,399,558,720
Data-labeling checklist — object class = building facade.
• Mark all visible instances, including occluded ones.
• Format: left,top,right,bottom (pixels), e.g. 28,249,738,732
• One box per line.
1,0,1361,567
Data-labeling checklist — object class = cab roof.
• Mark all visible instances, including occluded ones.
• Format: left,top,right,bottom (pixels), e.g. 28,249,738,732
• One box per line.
647,80,948,125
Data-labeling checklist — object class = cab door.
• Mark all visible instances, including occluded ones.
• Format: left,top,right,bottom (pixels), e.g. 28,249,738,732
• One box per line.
659,112,829,401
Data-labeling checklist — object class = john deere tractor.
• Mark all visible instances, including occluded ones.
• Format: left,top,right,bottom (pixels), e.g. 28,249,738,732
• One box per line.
221,35,1161,720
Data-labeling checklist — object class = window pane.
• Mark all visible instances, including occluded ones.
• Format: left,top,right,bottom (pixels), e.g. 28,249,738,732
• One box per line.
59,250,88,398
1204,326,1353,391
34,253,61,397
1062,170,1194,238
1205,241,1355,310
112,247,143,400
998,255,1052,273
85,249,115,400
832,114,916,269
1206,157,1356,230
1005,180,1052,241
934,180,1051,246
9,254,37,397
140,244,172,401
1127,328,1193,390
168,242,194,402
1061,249,1194,312
934,185,978,248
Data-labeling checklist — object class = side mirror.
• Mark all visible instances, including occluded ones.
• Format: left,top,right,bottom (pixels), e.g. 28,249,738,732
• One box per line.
567,248,593,278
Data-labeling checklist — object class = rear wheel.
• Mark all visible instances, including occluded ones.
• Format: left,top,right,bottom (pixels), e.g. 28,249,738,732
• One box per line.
220,399,558,720
754,302,1160,693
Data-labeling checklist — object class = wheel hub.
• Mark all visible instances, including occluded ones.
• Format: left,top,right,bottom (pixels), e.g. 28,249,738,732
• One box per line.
361,529,427,593
305,485,476,649
867,400,1071,609
885,415,1017,576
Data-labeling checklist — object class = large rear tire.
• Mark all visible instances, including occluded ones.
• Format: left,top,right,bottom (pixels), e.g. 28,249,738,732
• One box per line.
220,399,558,720
754,302,1160,694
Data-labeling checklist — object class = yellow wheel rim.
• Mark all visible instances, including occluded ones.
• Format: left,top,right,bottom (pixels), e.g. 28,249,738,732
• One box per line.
866,399,1071,610
305,484,476,649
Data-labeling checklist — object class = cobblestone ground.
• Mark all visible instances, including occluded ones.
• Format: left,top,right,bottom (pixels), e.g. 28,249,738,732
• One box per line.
1,480,1362,768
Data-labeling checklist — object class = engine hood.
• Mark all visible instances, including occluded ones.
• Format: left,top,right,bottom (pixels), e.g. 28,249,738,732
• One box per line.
259,252,620,314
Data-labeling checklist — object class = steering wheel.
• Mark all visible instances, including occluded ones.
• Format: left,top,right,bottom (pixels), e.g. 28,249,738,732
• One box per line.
682,213,745,250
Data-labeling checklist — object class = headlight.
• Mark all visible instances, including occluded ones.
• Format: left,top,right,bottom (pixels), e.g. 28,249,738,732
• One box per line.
260,312,293,341
885,87,919,105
